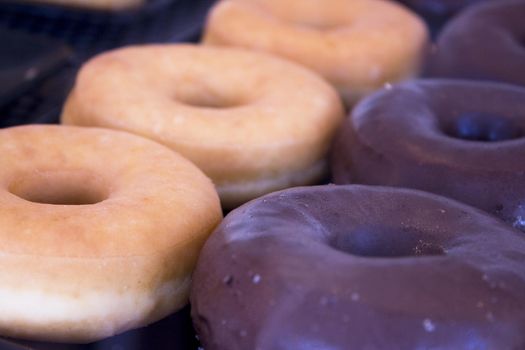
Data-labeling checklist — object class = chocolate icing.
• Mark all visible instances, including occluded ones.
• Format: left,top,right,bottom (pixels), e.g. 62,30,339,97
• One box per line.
191,185,525,349
331,80,525,230
397,0,494,28
426,0,525,86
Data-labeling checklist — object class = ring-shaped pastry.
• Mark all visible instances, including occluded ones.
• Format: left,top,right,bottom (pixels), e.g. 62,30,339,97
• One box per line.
0,125,222,343
427,0,525,87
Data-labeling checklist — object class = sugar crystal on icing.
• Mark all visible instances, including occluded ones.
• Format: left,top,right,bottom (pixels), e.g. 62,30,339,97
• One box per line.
422,319,436,332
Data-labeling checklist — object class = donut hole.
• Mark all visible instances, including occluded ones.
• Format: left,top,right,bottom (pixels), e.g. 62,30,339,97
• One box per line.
174,89,246,109
443,112,521,142
279,13,348,31
332,225,445,258
9,170,109,205
293,19,345,31
513,33,525,50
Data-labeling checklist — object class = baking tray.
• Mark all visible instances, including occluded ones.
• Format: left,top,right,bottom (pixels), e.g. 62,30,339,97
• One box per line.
0,306,200,350
0,0,216,126
0,0,176,23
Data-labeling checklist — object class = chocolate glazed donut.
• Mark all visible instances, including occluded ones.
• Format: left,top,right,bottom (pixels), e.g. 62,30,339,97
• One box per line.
331,80,525,230
191,185,525,349
426,0,525,86
396,0,495,30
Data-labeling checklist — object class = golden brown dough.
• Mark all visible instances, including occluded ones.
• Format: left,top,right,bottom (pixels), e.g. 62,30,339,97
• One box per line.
0,125,222,343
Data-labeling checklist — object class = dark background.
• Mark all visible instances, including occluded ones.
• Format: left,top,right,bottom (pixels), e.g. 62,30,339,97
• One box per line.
0,0,216,128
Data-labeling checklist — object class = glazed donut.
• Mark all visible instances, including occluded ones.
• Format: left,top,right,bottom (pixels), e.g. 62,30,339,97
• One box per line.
203,0,429,105
396,0,494,28
62,44,344,209
0,125,221,343
331,79,525,229
426,0,525,87
191,185,525,349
